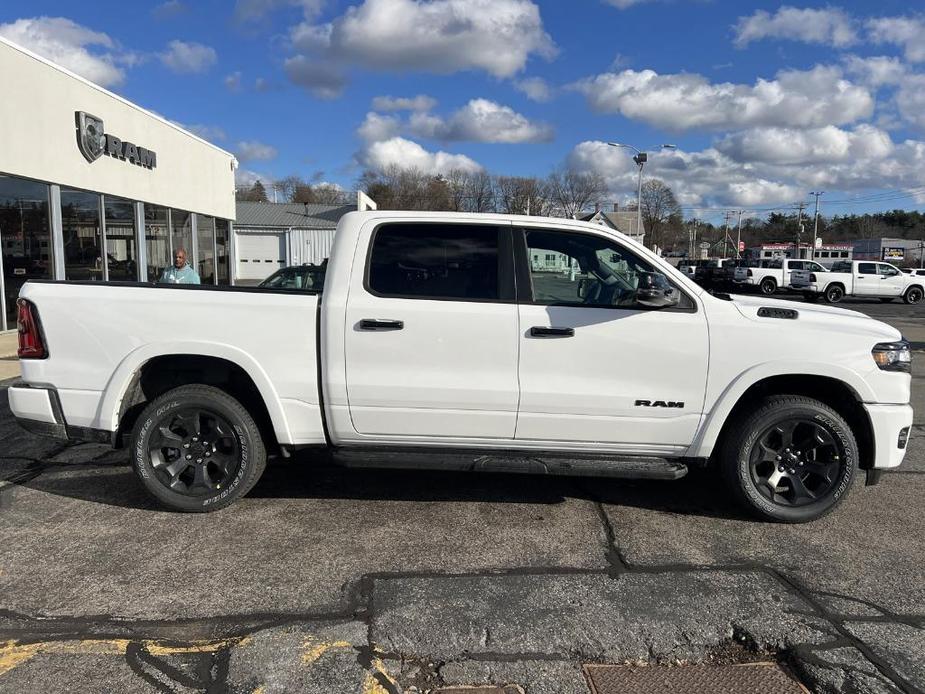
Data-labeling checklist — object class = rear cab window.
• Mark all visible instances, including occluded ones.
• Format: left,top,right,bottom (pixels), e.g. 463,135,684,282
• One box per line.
366,223,512,302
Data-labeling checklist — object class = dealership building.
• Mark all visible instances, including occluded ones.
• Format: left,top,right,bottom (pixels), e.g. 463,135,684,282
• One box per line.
0,36,238,332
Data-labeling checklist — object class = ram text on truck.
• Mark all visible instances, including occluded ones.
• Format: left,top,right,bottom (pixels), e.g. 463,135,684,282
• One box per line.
10,212,913,522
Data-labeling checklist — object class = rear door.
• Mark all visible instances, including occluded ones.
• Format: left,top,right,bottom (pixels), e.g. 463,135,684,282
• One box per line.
343,221,520,439
514,225,708,452
855,262,880,296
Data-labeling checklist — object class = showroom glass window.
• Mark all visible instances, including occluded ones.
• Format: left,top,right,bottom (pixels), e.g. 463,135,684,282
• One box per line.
367,224,500,300
0,174,52,331
170,209,192,266
144,205,170,282
215,219,230,285
196,214,216,285
104,196,137,281
61,189,103,281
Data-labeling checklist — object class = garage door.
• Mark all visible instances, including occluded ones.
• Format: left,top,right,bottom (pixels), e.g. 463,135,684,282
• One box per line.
235,232,286,283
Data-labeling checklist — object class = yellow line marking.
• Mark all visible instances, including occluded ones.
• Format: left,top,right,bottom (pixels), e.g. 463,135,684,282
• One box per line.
301,637,352,665
0,636,246,676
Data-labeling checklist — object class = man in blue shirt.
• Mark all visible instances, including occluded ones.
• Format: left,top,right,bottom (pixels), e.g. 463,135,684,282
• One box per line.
159,248,200,284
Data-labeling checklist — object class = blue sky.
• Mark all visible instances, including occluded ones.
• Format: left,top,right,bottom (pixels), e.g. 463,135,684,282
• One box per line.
2,0,925,225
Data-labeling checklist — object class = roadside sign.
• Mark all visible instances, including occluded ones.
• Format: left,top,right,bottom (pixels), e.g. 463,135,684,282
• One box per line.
738,241,745,252
882,247,904,261
699,242,710,249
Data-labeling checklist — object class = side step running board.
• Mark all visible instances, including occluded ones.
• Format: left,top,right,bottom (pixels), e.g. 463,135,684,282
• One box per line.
330,448,687,480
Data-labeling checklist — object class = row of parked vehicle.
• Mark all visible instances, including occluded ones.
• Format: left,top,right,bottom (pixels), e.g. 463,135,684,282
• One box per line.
678,257,925,304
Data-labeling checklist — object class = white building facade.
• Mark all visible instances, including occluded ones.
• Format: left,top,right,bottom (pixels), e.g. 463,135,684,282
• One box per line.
0,37,238,331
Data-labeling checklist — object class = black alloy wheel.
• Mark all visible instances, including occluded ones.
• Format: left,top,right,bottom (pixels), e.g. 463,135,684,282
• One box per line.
905,286,924,305
825,284,845,303
131,385,267,512
721,395,857,522
748,418,843,508
148,408,239,497
760,278,777,295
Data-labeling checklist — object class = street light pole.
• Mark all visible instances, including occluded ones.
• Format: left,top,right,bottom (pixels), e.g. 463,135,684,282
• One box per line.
607,142,675,248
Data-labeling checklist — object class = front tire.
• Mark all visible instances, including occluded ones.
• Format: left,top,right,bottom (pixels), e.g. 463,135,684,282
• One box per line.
904,286,923,305
130,385,267,512
720,396,857,523
760,278,777,295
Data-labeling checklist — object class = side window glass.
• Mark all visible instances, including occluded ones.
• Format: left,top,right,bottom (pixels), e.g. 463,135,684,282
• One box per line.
858,263,877,275
524,229,691,310
878,264,898,276
368,224,500,300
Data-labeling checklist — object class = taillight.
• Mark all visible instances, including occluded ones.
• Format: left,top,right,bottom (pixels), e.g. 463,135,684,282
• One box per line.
747,269,753,277
17,299,47,359
810,273,817,282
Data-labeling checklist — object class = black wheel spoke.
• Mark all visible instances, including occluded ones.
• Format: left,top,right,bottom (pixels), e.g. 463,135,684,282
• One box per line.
145,406,240,499
788,474,817,503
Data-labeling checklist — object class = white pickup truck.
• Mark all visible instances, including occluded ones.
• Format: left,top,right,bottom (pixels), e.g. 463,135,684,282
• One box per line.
9,211,913,522
733,258,825,295
794,260,925,304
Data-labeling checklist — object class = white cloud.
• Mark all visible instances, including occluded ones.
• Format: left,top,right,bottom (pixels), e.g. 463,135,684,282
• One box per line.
567,129,925,209
842,55,907,87
288,0,556,87
603,0,657,8
715,124,893,165
235,168,275,188
897,75,925,131
371,94,437,111
358,112,402,142
574,65,874,131
160,39,217,73
359,136,481,174
0,16,134,87
514,76,553,102
179,123,227,142
733,6,858,48
406,98,553,143
283,55,345,98
236,140,278,162
152,1,188,20
225,71,242,91
867,16,925,63
234,0,324,22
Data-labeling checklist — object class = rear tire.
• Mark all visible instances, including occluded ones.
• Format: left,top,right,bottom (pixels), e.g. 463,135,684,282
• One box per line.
130,385,267,512
720,395,857,523
760,278,777,295
904,286,923,305
824,284,845,303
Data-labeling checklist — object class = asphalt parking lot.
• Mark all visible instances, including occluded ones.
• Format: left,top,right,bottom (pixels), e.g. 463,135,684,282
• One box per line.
1,296,924,693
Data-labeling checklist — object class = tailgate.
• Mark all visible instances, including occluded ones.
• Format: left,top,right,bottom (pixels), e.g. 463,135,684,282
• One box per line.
733,267,749,281
790,269,811,287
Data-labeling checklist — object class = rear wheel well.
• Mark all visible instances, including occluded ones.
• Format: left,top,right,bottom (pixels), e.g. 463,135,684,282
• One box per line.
713,375,873,470
116,355,278,453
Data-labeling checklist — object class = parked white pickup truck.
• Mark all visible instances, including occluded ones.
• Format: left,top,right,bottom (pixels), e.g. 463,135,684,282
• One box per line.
794,260,925,304
733,258,825,295
10,212,913,522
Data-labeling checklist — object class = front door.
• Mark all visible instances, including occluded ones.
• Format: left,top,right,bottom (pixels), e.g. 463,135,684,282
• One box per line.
515,226,709,452
878,263,906,296
344,221,520,439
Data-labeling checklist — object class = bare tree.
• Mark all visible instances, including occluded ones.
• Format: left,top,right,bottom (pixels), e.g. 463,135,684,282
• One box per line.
312,183,349,205
546,168,608,218
235,180,268,202
640,178,682,251
466,171,495,213
495,176,551,216
444,169,470,212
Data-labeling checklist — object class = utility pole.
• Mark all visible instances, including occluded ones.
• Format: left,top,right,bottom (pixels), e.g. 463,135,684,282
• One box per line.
794,202,806,259
722,211,735,258
810,191,823,263
735,210,744,259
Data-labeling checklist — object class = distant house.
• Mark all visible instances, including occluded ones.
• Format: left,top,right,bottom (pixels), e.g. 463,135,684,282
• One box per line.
233,194,375,283
579,204,646,247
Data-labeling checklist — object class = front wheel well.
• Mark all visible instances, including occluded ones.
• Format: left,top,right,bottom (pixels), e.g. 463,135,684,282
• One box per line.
116,354,278,453
713,375,874,470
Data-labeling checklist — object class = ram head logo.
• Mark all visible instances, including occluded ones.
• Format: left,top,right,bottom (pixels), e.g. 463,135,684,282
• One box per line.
76,111,106,163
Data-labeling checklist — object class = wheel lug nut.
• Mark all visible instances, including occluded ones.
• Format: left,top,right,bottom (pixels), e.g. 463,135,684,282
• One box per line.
192,437,198,442
183,443,190,449
186,454,192,460
778,466,785,472
197,458,203,463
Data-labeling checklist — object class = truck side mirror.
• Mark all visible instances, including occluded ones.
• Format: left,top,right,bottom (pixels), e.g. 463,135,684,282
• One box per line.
577,278,588,300
635,271,680,309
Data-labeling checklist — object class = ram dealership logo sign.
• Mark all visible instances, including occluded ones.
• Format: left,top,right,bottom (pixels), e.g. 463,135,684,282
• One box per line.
76,111,157,169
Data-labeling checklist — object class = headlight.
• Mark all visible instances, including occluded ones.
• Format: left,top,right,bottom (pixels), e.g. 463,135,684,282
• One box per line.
872,340,911,373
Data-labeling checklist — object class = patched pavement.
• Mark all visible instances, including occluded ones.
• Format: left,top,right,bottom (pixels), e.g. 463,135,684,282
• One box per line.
1,302,924,693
